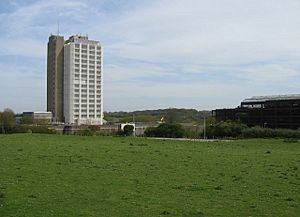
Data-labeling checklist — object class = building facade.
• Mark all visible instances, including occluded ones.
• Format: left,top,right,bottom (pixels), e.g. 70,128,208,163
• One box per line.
47,35,64,122
22,112,53,124
213,94,300,129
47,34,103,125
63,35,103,125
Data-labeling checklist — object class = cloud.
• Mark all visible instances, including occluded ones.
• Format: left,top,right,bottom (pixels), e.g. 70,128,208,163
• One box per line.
0,0,299,112
96,0,300,65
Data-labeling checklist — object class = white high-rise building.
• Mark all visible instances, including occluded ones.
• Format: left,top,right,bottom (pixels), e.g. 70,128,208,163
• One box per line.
63,35,103,125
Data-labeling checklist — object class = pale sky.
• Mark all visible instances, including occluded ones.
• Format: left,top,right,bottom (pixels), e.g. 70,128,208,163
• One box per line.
0,0,300,112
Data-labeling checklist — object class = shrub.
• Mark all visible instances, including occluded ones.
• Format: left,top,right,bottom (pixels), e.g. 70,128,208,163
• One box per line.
0,108,16,133
11,125,55,134
144,123,185,138
206,121,247,138
30,126,55,134
283,138,299,143
123,125,134,136
242,127,300,139
202,120,300,139
12,125,28,133
88,125,101,132
78,129,94,136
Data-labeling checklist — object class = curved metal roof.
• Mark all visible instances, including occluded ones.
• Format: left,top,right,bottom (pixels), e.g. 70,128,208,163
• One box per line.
242,94,300,103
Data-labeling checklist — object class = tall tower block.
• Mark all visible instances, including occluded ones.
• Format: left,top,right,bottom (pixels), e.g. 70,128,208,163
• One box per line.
47,35,64,122
64,35,103,125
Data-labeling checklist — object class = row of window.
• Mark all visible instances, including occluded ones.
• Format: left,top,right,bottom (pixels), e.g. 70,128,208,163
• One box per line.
74,94,101,98
74,69,101,73
74,110,101,115
74,50,101,55
74,56,101,61
74,80,102,85
74,53,99,59
75,44,101,50
74,65,101,70
74,59,101,64
74,75,101,80
74,105,101,109
74,110,101,114
74,115,101,118
74,84,101,88
74,89,101,93
74,99,101,103
75,64,98,68
74,74,101,78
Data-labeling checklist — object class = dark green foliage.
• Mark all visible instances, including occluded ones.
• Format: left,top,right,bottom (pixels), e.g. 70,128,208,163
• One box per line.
184,126,200,139
0,108,55,134
235,112,248,122
144,127,156,137
77,128,94,136
117,125,135,136
104,109,212,124
123,125,134,136
11,125,28,133
144,123,185,138
242,127,300,139
207,121,300,139
283,138,299,143
206,121,247,138
20,116,32,124
0,108,16,133
12,125,55,134
29,126,55,134
88,125,101,132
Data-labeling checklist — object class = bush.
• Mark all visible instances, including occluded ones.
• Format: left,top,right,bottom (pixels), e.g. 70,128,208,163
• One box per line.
88,125,101,132
12,125,28,133
78,129,94,136
206,121,247,138
30,126,55,134
11,125,55,134
283,138,299,143
200,120,300,139
144,123,185,138
242,127,300,139
123,125,134,136
0,108,16,133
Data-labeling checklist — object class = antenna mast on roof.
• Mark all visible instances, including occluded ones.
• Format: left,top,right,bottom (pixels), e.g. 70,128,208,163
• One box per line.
57,19,60,36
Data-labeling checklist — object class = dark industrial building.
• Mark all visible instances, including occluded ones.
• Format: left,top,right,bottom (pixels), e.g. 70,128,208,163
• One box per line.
213,94,300,129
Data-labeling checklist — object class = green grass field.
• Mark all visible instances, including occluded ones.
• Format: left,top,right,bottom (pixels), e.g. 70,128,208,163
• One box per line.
0,134,299,217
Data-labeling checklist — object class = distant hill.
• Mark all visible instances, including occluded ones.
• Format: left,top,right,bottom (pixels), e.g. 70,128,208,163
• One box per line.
104,108,212,124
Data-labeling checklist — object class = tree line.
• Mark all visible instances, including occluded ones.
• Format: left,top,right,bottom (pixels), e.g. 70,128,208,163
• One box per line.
104,108,212,124
1,108,299,139
0,108,54,134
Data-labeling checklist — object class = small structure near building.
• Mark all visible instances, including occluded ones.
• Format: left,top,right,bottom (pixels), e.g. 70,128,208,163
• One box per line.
119,123,136,132
22,112,53,124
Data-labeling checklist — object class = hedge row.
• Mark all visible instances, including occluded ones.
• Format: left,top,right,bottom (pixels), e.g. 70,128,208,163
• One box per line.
242,127,300,139
11,125,56,134
207,121,300,139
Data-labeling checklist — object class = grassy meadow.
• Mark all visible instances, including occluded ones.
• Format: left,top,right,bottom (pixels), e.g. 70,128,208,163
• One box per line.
0,134,299,216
